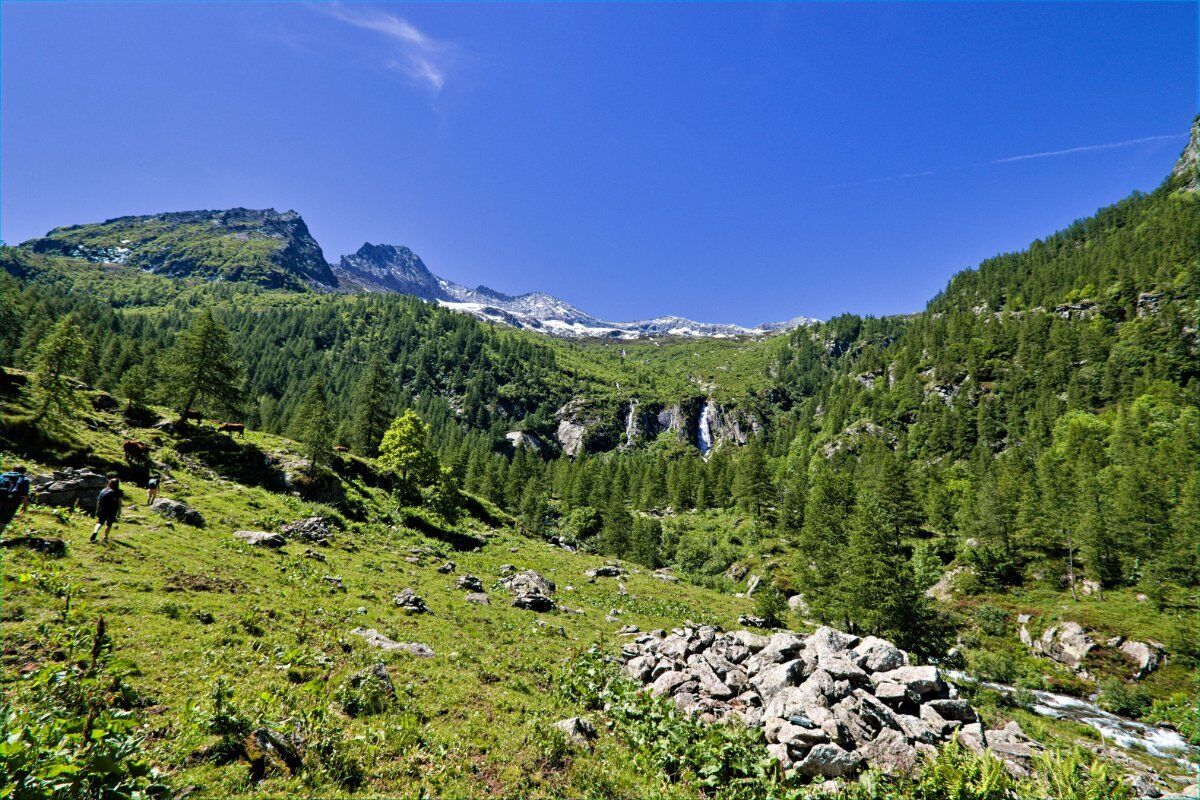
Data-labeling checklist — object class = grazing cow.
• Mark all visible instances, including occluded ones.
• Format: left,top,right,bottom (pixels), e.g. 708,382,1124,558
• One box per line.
183,410,204,423
218,422,245,437
123,440,151,461
333,445,349,452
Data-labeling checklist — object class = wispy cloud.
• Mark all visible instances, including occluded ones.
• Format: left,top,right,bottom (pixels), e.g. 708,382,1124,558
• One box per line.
989,134,1183,164
317,3,451,91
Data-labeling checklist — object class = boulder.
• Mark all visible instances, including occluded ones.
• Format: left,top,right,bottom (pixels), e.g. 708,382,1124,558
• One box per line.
552,717,597,746
455,574,484,592
853,636,907,672
512,591,555,612
794,743,863,778
437,561,456,574
233,530,286,548
870,665,944,697
1119,640,1165,680
151,498,205,527
349,628,434,657
502,569,555,596
465,592,490,606
585,564,624,578
1033,621,1095,670
861,728,919,774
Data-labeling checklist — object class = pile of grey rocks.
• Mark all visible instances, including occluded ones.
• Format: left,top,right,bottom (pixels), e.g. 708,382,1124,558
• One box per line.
280,516,333,544
619,624,1037,781
30,469,108,510
503,569,556,612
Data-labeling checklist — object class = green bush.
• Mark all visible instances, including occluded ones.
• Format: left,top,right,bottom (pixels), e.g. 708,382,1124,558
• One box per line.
1096,679,1152,719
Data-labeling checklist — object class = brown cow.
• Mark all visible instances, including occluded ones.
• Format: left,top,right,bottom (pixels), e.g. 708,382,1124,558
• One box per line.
333,445,349,452
123,440,151,461
218,422,245,437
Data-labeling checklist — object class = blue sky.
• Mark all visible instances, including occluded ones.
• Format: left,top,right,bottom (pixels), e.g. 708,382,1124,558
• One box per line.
2,2,1195,323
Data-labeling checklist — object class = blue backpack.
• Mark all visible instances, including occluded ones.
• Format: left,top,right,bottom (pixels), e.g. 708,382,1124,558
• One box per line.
0,472,27,501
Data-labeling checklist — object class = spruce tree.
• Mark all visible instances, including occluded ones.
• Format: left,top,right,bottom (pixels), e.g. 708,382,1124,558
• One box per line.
844,490,926,648
163,309,243,420
350,352,394,456
733,441,774,519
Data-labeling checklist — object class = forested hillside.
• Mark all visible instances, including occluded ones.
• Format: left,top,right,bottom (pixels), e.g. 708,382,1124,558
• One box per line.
1,127,1196,798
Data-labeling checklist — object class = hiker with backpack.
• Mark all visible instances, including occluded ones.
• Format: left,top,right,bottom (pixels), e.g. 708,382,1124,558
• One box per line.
146,474,160,505
90,477,122,543
0,466,31,535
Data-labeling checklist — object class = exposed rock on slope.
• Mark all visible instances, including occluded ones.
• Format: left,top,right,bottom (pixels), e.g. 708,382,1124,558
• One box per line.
1172,116,1199,192
619,624,1039,780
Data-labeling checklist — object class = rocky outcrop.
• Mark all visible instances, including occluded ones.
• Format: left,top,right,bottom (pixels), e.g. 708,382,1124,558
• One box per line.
1118,639,1165,680
455,574,484,592
552,717,598,746
504,431,544,454
821,421,897,458
393,588,429,614
30,469,108,511
0,536,67,556
1173,116,1199,192
150,498,205,527
618,624,1033,780
554,399,619,456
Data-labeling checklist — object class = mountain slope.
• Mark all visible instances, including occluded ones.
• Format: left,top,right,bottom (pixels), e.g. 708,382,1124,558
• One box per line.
22,208,337,290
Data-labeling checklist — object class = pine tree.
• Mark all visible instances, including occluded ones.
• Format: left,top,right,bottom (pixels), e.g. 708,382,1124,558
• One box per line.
600,495,632,558
350,352,394,456
163,309,243,420
733,441,774,519
630,516,663,568
30,316,91,425
796,462,854,625
117,364,151,412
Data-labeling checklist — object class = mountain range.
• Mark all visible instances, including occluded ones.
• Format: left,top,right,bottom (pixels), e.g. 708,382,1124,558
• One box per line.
21,216,815,339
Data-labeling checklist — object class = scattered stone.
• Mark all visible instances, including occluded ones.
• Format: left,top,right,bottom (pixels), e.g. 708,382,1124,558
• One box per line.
465,592,490,605
513,592,555,612
585,564,624,578
455,574,484,592
726,563,749,582
788,594,809,614
653,567,678,582
503,569,556,612
280,517,333,544
151,498,205,527
350,628,433,657
322,575,346,592
393,588,429,614
618,624,640,635
437,561,456,574
552,717,597,746
739,614,769,628
233,530,286,548
1031,621,1095,672
302,548,326,562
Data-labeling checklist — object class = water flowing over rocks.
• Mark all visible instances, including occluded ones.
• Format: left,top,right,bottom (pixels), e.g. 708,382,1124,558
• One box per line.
618,624,1039,780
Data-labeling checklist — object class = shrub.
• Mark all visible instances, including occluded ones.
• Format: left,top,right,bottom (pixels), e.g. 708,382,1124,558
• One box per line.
974,605,1009,637
1096,679,1152,718
1022,748,1132,800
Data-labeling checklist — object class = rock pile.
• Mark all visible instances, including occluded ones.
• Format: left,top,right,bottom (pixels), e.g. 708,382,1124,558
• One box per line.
393,588,429,614
585,564,624,579
619,625,1033,780
30,469,108,510
280,517,333,544
503,569,556,611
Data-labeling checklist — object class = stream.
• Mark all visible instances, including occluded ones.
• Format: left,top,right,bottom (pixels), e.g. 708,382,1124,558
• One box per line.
949,671,1196,768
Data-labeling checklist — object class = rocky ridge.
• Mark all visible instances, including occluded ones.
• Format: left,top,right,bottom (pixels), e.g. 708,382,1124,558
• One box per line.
619,624,1040,781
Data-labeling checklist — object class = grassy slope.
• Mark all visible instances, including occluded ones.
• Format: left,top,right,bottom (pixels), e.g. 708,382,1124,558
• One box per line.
3,384,1192,798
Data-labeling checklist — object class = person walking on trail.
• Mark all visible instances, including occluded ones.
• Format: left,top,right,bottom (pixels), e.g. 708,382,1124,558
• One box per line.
91,478,122,543
146,474,160,505
0,466,31,535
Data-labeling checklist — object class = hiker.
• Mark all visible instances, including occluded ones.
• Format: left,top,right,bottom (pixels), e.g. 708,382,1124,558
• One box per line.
90,478,122,543
0,465,31,535
146,474,160,505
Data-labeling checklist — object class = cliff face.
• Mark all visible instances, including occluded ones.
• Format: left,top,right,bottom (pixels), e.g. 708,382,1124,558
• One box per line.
24,208,336,290
558,396,760,456
1171,116,1199,192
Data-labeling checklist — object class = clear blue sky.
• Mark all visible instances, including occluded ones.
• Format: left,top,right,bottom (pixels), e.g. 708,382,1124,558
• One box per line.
2,2,1195,323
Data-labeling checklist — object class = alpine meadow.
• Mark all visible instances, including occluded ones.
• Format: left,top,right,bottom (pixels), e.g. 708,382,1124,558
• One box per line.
1,4,1197,799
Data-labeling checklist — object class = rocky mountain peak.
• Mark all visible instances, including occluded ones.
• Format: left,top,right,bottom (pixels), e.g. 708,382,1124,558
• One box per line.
333,243,444,298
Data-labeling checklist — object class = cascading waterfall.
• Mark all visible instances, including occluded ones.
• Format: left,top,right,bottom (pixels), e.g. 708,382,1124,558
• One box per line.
624,399,639,444
696,400,714,455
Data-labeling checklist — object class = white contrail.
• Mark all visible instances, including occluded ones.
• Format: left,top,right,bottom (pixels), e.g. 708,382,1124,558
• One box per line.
989,134,1183,164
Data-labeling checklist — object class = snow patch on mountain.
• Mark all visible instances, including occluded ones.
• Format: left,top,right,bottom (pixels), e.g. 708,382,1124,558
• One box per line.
333,242,816,339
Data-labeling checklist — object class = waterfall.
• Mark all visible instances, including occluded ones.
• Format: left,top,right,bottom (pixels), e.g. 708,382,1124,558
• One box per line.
624,399,639,445
696,400,714,455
